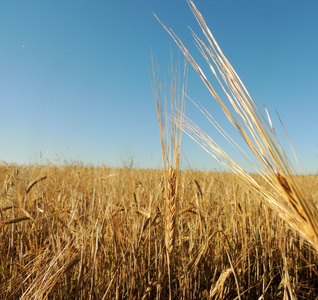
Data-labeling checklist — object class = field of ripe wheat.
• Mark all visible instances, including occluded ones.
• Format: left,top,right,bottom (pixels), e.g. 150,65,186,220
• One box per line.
1,164,317,299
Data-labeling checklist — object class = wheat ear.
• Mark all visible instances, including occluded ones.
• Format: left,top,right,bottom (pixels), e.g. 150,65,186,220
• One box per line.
155,0,318,252
165,166,177,255
151,52,187,299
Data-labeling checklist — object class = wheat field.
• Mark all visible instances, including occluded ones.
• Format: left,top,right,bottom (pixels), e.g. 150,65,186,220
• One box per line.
1,163,317,299
2,3,318,299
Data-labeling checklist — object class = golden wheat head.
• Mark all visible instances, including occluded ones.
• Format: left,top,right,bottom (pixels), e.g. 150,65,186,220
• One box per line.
151,53,188,299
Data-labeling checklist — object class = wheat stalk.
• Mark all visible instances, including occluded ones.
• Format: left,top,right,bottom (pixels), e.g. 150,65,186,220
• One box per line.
155,0,318,252
151,52,187,299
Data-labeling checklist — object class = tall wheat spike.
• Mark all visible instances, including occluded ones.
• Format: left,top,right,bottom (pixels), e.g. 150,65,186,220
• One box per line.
154,0,318,252
151,53,187,299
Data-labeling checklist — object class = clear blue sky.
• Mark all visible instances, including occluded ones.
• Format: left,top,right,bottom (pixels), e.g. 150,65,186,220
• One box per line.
0,1,317,173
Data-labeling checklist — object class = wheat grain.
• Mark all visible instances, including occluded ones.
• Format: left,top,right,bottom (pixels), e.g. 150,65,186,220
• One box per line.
165,166,177,255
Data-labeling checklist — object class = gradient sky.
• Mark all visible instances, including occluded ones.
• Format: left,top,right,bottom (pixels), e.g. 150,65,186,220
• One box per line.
0,1,317,173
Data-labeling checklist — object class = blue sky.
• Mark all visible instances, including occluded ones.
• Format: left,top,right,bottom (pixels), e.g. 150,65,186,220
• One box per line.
0,1,317,173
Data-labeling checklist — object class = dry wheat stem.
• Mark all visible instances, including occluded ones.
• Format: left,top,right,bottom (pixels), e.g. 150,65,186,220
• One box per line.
151,52,187,299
